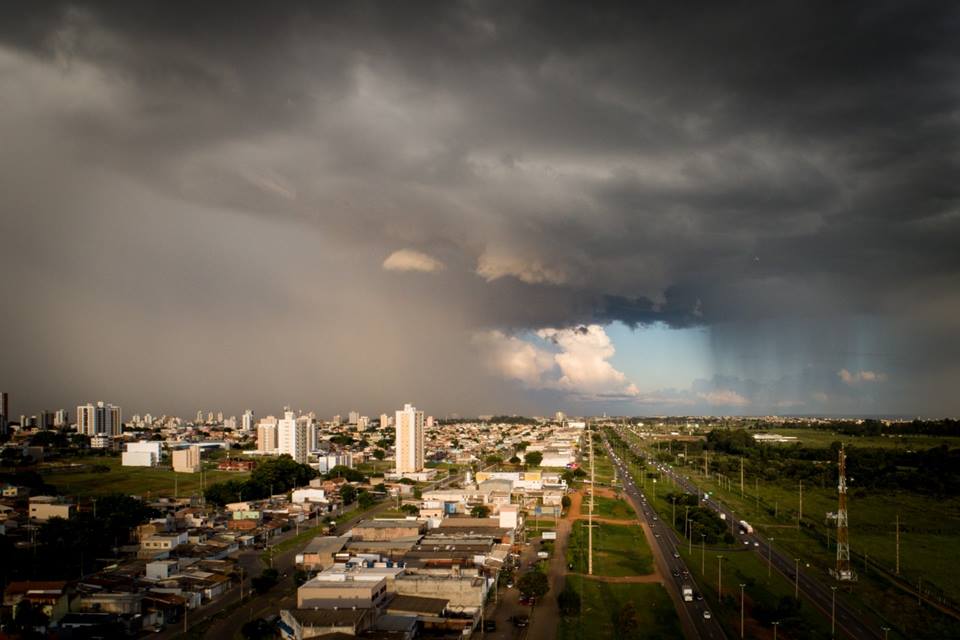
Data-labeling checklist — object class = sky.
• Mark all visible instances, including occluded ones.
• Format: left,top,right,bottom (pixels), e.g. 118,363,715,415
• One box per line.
1,2,959,419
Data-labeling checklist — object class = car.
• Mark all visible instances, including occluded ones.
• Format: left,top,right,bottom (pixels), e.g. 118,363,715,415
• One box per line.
703,610,712,620
744,540,750,545
754,541,760,547
568,563,574,570
695,593,704,601
512,615,530,628
652,516,658,521
673,551,680,559
483,620,497,632
672,569,680,577
506,580,514,588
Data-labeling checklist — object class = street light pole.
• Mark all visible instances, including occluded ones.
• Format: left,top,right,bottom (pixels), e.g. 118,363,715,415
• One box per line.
794,558,800,600
717,555,724,599
768,537,774,578
739,583,746,638
701,534,706,574
831,586,837,637
772,621,779,640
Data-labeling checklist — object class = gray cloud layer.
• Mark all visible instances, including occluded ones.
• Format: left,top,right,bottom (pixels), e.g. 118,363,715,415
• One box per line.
1,2,959,416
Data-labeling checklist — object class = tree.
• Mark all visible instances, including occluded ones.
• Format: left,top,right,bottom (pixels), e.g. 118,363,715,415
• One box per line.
241,618,275,640
517,570,549,599
516,441,530,451
471,504,491,518
509,455,521,465
484,454,503,466
400,504,419,516
615,602,639,633
252,568,279,594
358,491,378,510
373,449,386,460
412,486,422,499
524,451,543,467
327,465,365,482
557,583,581,616
561,495,572,510
339,484,357,505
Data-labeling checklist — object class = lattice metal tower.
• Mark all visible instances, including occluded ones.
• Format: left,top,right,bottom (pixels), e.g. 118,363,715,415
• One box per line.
833,444,856,581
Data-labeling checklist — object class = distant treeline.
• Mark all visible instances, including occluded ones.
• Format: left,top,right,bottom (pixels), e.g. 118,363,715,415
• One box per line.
484,415,540,425
763,418,960,437
700,429,960,496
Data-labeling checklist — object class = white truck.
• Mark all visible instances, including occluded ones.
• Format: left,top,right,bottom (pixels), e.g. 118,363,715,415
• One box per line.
682,585,694,602
739,520,754,534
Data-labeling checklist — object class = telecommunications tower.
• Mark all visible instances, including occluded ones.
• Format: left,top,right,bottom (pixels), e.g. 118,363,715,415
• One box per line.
832,444,856,581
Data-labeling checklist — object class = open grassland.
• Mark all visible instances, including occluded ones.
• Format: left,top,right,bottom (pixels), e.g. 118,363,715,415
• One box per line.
558,581,682,640
42,455,249,498
765,428,960,450
621,426,960,640
566,520,654,577
580,493,635,520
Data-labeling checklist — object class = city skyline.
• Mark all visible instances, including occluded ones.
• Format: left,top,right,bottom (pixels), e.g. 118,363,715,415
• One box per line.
2,3,959,418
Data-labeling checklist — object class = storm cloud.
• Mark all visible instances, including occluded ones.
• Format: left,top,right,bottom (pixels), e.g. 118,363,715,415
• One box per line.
1,1,959,417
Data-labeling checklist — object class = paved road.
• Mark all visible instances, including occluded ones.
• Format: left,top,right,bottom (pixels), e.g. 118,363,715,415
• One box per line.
603,435,725,640
619,426,884,640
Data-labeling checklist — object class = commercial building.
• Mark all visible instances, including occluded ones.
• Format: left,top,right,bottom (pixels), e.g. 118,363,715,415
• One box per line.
242,410,254,432
172,445,201,473
29,496,74,521
395,403,424,474
122,441,162,467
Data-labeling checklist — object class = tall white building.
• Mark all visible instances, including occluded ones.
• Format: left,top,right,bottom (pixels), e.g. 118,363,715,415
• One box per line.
278,410,308,463
242,409,254,432
76,402,122,440
348,411,360,425
379,413,390,429
394,403,424,474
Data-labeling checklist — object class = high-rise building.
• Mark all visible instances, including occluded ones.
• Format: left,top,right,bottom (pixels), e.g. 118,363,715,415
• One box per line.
257,417,278,452
172,445,201,473
242,410,254,432
332,415,341,425
77,402,122,440
379,413,390,429
394,403,424,474
348,411,360,425
0,392,8,435
278,410,308,463
356,416,369,431
54,409,68,428
196,410,203,424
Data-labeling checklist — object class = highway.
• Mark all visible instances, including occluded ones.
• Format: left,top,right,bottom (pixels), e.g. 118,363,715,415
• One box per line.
616,427,883,640
601,434,727,640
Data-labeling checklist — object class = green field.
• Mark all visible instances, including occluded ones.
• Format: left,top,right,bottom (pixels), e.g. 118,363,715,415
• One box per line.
580,494,635,520
567,520,653,577
620,426,960,640
558,581,683,640
41,456,250,499
766,428,960,450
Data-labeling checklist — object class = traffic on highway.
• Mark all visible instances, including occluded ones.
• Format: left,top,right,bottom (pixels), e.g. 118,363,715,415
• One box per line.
612,427,883,640
602,435,727,640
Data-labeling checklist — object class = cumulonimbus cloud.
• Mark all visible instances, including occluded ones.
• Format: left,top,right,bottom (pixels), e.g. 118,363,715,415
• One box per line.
382,249,445,273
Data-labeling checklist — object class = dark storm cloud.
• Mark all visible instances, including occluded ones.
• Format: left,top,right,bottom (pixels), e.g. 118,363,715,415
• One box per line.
1,1,959,414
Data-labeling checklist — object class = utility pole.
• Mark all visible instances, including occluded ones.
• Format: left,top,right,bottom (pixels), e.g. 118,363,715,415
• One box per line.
717,555,724,598
768,537,774,578
588,424,594,576
772,621,779,640
701,534,706,574
895,513,901,575
740,583,746,638
740,457,744,497
794,557,800,599
798,480,803,528
831,586,838,637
